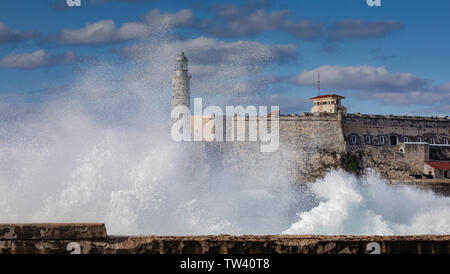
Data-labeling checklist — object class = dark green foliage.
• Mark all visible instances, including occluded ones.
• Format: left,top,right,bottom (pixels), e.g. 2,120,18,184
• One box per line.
343,153,360,173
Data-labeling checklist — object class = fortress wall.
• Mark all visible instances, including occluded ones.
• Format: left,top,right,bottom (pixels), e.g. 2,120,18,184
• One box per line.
0,224,448,254
278,115,346,181
349,147,413,179
342,115,449,179
204,114,347,183
343,114,450,147
189,114,449,181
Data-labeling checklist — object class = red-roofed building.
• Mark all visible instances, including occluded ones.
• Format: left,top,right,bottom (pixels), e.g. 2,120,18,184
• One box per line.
424,161,450,179
310,94,347,114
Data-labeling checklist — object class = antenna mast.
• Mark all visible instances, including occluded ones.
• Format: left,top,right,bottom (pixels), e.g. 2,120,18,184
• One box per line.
317,72,321,96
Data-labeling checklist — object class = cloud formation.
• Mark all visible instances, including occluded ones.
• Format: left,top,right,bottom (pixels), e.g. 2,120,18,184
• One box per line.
201,7,324,40
48,9,194,45
0,50,77,69
193,3,402,41
140,8,196,28
327,19,404,41
47,4,404,46
294,65,429,93
0,22,40,45
292,65,450,111
48,19,152,45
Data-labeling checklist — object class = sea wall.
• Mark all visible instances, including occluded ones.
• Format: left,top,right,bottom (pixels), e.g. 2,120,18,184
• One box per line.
0,224,448,254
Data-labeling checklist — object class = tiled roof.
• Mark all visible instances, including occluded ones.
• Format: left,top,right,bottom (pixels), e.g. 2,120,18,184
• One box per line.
425,161,450,170
309,94,345,100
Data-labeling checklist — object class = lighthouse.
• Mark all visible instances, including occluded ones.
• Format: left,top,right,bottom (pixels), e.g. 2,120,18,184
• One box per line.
172,52,191,111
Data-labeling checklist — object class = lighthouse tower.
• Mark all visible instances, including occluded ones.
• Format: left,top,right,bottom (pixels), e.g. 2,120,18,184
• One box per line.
172,52,191,111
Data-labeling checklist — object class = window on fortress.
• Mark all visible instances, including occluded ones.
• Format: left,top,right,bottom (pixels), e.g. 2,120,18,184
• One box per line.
390,136,398,146
380,136,385,144
444,138,448,145
403,137,408,143
351,135,357,144
365,135,371,144
417,137,422,142
430,138,435,144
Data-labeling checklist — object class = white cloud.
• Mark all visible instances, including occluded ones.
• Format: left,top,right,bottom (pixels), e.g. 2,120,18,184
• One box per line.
50,9,195,45
51,19,152,45
294,65,429,93
0,50,76,69
293,65,450,109
140,8,196,28
47,6,404,46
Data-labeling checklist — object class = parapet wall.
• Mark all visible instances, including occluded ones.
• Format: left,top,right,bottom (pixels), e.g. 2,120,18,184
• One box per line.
0,224,448,254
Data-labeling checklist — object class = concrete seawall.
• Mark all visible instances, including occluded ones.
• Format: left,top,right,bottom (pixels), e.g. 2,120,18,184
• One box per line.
390,179,450,186
0,224,448,254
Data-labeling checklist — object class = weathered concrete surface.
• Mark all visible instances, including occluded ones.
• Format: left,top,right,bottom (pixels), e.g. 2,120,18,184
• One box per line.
0,224,448,254
391,179,450,186
101,235,450,254
0,223,106,240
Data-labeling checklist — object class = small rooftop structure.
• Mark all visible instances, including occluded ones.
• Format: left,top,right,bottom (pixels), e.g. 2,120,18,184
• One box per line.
310,94,345,100
424,161,450,179
310,94,347,114
425,161,450,170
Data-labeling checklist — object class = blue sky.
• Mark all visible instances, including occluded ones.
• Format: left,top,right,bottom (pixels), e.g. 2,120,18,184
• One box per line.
0,0,449,115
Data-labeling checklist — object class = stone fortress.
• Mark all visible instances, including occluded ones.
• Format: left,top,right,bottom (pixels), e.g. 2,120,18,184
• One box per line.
171,52,450,183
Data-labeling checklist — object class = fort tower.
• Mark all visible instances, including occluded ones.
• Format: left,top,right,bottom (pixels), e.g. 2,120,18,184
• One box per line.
310,94,347,114
172,52,191,111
